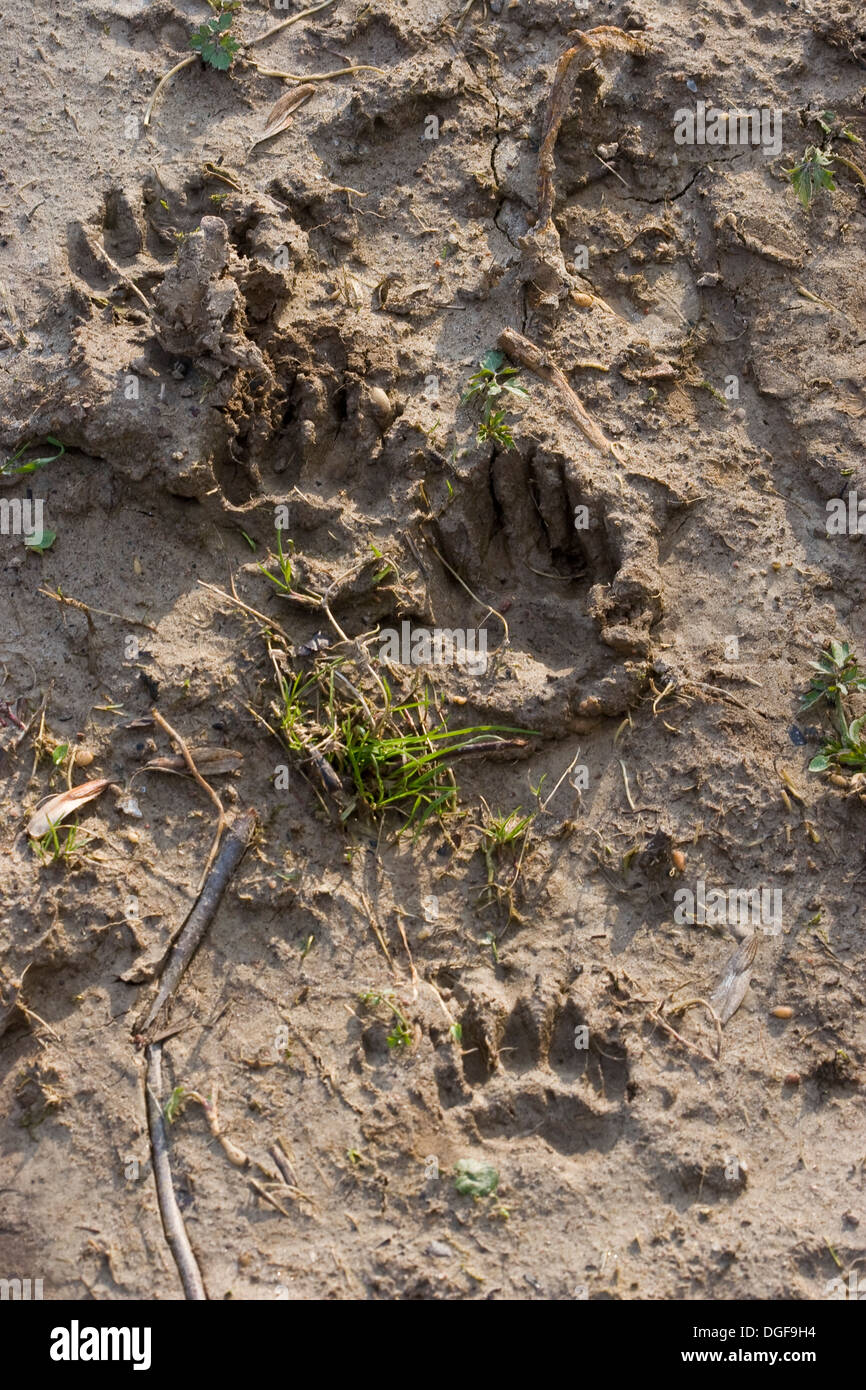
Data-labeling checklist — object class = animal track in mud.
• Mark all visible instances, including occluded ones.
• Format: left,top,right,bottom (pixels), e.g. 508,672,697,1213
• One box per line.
445,994,629,1156
429,430,670,730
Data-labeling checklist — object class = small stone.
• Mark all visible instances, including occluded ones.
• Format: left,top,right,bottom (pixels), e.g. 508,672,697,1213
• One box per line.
425,1241,451,1258
368,386,393,425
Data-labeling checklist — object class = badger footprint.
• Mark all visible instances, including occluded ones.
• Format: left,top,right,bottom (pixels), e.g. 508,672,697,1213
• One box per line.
446,994,630,1156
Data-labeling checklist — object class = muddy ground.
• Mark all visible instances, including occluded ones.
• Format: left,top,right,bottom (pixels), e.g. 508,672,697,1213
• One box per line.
1,0,865,1301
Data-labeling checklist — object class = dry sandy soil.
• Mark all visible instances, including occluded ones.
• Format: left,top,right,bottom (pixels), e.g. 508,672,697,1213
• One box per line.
1,0,865,1301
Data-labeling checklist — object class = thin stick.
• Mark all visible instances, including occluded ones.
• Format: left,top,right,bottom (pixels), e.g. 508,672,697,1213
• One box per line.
199,576,319,622
395,915,419,997
593,150,630,187
652,680,676,714
619,759,637,811
249,1177,290,1217
668,996,723,1060
38,586,158,632
186,1084,250,1169
833,153,866,190
422,537,510,654
498,327,626,464
456,0,482,30
144,53,198,128
250,64,384,82
647,1009,716,1066
540,746,582,811
270,1142,296,1187
152,709,226,891
138,808,257,1034
359,892,395,973
144,1042,207,1299
246,0,339,48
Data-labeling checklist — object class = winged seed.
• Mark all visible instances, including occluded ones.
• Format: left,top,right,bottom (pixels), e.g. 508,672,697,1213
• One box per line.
26,778,111,838
250,85,316,151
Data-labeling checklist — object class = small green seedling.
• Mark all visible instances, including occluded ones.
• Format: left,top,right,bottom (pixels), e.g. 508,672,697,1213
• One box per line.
802,641,866,774
359,990,413,1048
477,407,515,449
1,436,65,477
30,820,95,866
462,350,529,450
786,134,866,209
257,529,295,595
164,1087,188,1124
190,4,241,70
801,641,866,711
809,720,866,774
480,930,500,964
786,146,837,208
477,801,534,920
813,110,861,145
453,1158,499,1198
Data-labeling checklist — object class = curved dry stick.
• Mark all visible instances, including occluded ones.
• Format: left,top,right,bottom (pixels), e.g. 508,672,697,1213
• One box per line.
648,1007,717,1066
246,0,338,48
535,28,649,229
139,808,257,1035
151,708,226,892
421,537,510,656
145,1042,207,1300
144,52,197,128
667,996,724,1060
251,64,384,82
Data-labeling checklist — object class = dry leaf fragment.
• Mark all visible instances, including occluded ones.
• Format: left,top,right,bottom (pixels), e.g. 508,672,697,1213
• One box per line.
26,778,111,838
145,748,243,776
250,84,316,151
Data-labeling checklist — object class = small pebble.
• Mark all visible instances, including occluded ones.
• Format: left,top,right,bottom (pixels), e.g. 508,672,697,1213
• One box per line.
783,1072,801,1086
771,1006,794,1019
368,386,393,425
